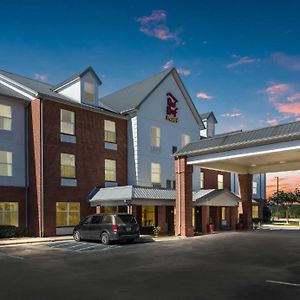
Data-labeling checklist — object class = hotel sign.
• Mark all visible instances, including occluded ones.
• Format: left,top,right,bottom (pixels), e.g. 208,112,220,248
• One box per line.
166,92,178,123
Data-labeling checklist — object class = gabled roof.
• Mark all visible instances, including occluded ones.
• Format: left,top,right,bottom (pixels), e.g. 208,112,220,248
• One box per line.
0,68,119,115
200,111,218,123
100,68,172,113
99,68,204,127
175,120,300,157
193,189,240,206
52,66,102,91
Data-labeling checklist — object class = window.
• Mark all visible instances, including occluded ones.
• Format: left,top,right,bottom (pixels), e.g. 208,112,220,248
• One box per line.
200,172,204,189
173,180,176,189
0,151,12,176
91,215,102,224
142,206,155,227
60,109,75,135
84,82,95,102
56,202,80,227
61,153,76,179
217,174,224,189
151,127,160,148
105,159,116,181
151,163,161,184
252,182,258,195
192,207,195,228
0,104,12,131
221,207,226,220
172,146,177,154
102,206,117,213
182,134,190,147
252,205,259,218
166,180,172,189
104,120,116,143
102,215,113,224
0,202,18,226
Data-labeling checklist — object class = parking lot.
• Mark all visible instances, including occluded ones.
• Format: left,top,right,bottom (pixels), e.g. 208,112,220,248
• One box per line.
0,230,299,300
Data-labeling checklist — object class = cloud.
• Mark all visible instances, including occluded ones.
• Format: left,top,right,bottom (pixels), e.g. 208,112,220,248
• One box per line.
162,59,174,69
264,83,292,102
221,109,243,118
177,68,191,76
276,102,300,116
34,73,48,81
265,118,280,126
196,92,214,100
136,10,181,42
136,10,166,25
272,52,300,71
226,56,260,69
287,93,300,102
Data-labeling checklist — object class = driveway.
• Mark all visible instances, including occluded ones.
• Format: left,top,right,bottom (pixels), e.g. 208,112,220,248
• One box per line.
0,230,299,300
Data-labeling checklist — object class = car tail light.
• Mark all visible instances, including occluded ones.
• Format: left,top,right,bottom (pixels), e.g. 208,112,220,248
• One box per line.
112,224,118,232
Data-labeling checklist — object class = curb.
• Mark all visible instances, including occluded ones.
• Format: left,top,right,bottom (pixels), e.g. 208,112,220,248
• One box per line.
0,236,73,247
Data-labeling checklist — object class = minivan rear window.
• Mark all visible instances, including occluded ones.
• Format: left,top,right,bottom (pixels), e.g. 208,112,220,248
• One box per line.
115,215,137,225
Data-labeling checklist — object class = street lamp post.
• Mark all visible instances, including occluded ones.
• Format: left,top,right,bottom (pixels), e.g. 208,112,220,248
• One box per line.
274,176,279,220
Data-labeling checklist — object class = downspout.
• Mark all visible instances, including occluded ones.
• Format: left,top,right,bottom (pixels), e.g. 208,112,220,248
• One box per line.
40,99,45,237
24,104,29,233
177,157,181,236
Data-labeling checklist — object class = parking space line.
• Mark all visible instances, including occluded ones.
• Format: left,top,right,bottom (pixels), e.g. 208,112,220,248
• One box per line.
266,280,300,287
77,245,98,252
0,251,24,260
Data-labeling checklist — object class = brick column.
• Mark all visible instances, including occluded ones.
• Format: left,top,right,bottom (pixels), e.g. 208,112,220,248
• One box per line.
230,206,238,230
238,174,253,229
201,206,210,234
175,157,194,237
157,206,167,233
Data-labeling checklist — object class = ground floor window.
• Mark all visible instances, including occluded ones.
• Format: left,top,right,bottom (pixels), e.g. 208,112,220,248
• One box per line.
56,202,80,227
142,206,155,227
0,202,18,226
221,207,226,220
252,205,259,218
192,207,195,228
102,206,118,213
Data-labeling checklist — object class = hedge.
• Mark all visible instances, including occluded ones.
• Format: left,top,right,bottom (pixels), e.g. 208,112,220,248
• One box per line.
0,225,17,238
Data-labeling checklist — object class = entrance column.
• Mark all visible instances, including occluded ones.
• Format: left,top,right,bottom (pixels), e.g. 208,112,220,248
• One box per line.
230,206,238,230
238,174,253,229
201,206,210,234
157,206,167,233
175,156,194,237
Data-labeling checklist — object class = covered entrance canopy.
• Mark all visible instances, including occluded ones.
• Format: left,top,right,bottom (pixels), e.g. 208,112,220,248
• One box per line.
175,121,300,237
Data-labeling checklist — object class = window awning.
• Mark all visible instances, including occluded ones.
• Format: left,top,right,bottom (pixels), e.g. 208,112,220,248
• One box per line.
89,185,176,207
193,189,240,207
89,185,240,208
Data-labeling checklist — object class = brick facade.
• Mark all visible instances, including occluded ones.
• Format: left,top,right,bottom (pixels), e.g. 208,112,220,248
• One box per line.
202,168,231,190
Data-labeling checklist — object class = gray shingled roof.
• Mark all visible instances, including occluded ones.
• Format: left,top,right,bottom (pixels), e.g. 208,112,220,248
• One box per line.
0,84,31,101
100,68,173,113
0,69,116,113
175,120,300,156
52,66,101,91
193,189,240,206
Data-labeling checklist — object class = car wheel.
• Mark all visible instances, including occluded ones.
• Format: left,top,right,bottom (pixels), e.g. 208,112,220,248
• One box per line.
73,230,81,242
101,232,110,245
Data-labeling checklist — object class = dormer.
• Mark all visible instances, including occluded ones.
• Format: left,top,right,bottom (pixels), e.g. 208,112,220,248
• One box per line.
200,112,218,138
52,67,102,107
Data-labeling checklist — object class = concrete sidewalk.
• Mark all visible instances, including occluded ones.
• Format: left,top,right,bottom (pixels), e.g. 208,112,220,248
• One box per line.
0,234,181,247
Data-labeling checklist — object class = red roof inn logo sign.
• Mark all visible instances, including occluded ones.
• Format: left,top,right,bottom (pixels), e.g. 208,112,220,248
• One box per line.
166,92,178,123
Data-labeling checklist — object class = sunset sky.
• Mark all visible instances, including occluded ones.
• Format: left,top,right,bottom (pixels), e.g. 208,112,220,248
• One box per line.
1,0,300,195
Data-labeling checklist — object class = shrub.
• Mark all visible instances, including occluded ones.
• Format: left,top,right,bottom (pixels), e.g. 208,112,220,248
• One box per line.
0,225,17,238
263,205,272,223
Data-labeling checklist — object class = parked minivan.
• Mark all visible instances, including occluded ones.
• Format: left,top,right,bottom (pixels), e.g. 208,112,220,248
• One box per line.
73,213,140,245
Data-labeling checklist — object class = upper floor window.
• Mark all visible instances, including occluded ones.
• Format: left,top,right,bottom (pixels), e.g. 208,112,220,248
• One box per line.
217,174,224,189
105,159,116,182
0,104,12,131
151,127,160,148
151,163,161,184
84,82,95,103
0,151,12,176
252,182,258,195
61,153,76,179
172,146,177,154
200,171,204,189
182,134,190,147
0,202,18,226
60,109,75,135
104,120,116,143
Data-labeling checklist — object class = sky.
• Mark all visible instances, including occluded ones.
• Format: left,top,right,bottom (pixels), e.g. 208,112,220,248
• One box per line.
1,0,300,193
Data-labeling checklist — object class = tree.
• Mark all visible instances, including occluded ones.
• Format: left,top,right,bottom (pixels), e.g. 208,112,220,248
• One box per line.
269,190,299,224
